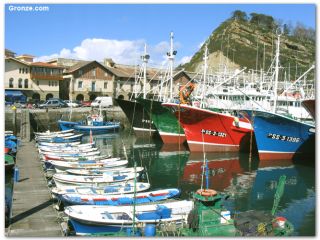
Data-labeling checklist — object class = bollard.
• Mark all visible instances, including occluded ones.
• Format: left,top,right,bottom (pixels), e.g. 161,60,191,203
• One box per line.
14,166,20,182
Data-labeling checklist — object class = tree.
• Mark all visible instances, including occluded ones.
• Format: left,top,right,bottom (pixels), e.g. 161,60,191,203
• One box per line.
231,10,248,22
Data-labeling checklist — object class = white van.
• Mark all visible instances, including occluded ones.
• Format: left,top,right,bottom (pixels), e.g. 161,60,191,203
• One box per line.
91,96,113,108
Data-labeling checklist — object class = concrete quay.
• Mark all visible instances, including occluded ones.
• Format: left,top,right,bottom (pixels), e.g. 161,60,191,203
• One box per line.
7,140,62,237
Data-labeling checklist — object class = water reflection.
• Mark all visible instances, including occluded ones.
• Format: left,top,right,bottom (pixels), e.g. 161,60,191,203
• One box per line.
83,132,315,236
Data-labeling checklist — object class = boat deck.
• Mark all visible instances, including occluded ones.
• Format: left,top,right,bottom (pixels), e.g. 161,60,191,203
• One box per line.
7,140,63,237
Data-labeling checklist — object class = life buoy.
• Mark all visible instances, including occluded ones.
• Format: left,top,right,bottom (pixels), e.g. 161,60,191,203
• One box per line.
196,188,217,197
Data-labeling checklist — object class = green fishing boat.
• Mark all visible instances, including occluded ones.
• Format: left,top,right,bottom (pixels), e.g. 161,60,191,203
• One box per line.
136,98,185,144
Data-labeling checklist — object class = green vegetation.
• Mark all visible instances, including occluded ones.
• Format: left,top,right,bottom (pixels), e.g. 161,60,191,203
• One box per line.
181,11,315,80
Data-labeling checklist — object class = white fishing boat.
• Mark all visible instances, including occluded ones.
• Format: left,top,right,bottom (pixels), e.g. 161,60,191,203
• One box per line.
47,159,128,172
66,166,144,176
43,154,113,162
38,142,95,152
53,171,134,188
51,181,151,197
34,129,74,136
38,147,99,155
37,141,81,147
64,200,193,235
41,150,101,159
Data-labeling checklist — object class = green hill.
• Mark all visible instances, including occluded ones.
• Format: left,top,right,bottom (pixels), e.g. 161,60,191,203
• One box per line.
181,11,315,80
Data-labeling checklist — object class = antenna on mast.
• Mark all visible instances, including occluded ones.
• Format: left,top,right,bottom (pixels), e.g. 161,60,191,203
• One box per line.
167,31,177,101
273,28,282,113
141,43,150,99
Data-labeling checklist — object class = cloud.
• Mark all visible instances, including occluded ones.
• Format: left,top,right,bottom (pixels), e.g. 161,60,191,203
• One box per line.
35,38,183,67
178,55,192,65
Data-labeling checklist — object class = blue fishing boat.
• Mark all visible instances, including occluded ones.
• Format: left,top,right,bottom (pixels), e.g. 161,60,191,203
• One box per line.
242,110,315,161
64,200,193,235
241,33,315,161
58,114,120,135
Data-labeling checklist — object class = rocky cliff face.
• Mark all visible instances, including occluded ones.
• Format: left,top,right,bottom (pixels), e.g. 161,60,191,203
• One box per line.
182,18,315,79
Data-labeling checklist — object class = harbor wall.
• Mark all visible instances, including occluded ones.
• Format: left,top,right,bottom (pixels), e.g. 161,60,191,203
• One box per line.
5,107,130,135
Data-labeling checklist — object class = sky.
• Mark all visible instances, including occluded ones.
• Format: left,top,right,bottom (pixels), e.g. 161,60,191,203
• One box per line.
4,3,316,67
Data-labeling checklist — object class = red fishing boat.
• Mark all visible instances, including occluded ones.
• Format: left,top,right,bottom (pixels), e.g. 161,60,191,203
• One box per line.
162,103,253,152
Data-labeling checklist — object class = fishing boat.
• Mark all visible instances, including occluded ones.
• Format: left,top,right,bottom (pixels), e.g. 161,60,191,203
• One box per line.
301,99,315,120
38,143,96,152
36,133,83,143
241,110,315,160
53,171,136,188
136,33,186,144
137,98,186,144
41,150,101,159
66,166,144,176
240,34,315,161
35,132,76,141
34,129,74,136
43,154,113,162
59,188,180,206
37,141,81,147
47,159,128,172
64,200,193,235
115,45,158,138
51,181,151,197
39,147,99,156
163,103,253,152
58,114,120,135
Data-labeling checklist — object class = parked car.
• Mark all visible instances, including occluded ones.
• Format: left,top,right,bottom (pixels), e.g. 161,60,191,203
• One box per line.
91,96,113,108
81,100,92,107
64,100,81,108
32,100,46,108
39,98,68,109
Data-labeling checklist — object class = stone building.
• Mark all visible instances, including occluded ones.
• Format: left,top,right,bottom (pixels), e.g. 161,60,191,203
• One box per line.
5,54,64,101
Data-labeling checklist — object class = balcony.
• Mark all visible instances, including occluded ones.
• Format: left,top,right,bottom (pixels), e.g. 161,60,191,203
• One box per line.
31,73,63,81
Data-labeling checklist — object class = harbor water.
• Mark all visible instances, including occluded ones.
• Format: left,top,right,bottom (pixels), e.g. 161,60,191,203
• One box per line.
86,129,315,236
6,129,315,236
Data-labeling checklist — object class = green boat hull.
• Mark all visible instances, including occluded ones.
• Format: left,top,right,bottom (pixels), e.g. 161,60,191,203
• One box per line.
136,98,185,144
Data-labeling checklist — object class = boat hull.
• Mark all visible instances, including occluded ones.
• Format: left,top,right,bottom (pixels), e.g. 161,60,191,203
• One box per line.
58,120,120,134
115,98,158,138
242,110,315,160
136,99,186,144
162,103,252,152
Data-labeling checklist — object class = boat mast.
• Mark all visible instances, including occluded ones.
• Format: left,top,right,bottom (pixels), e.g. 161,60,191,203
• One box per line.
142,43,150,99
273,31,281,113
168,32,176,101
200,44,209,107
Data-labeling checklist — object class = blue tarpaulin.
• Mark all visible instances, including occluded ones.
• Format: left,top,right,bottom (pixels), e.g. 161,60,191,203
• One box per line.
5,90,27,104
5,90,25,96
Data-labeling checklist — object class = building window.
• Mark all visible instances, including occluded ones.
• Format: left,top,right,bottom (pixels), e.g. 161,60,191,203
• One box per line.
104,82,108,89
9,78,14,88
79,70,83,75
25,68,28,74
104,72,108,77
92,69,96,77
55,81,58,86
49,81,51,86
78,81,83,89
37,80,40,86
18,78,23,88
91,82,96,91
24,79,28,88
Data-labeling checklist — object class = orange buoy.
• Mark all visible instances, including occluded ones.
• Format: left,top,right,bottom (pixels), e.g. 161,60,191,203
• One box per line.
196,188,217,197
